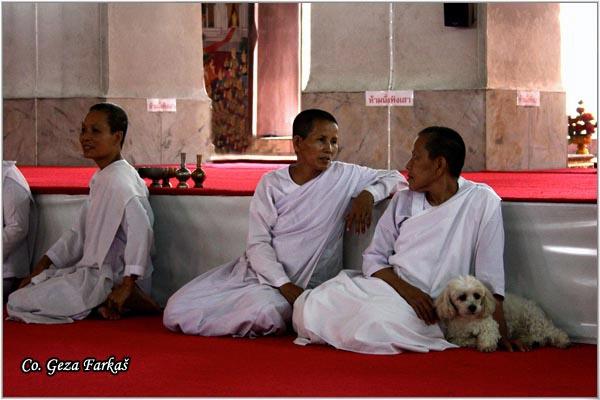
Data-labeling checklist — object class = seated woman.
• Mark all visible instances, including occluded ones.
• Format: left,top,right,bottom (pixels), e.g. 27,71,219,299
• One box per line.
163,109,406,337
3,160,35,302
7,103,159,323
293,126,524,354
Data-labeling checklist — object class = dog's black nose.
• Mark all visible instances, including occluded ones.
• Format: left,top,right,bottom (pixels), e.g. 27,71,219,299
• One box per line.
468,305,477,313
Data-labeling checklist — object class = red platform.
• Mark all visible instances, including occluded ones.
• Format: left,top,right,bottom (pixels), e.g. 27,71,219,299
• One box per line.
19,163,598,203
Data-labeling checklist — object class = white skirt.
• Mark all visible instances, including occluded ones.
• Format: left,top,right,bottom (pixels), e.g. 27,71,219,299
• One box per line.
293,269,457,355
7,265,113,324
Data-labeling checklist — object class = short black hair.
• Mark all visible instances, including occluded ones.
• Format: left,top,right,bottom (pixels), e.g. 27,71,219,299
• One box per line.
89,103,128,148
292,109,337,139
418,126,466,178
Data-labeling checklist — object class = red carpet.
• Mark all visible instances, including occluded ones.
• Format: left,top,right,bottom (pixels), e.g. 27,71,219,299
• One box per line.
2,316,596,397
19,164,597,203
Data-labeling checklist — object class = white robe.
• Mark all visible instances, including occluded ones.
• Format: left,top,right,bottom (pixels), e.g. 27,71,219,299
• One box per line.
163,161,405,337
7,160,154,324
293,178,505,354
3,161,35,280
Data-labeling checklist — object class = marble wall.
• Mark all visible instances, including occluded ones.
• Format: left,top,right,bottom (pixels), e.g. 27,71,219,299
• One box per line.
3,3,212,166
3,99,37,165
2,3,37,98
486,90,567,170
302,90,486,171
303,89,567,171
107,4,206,99
4,3,569,170
486,3,562,91
302,3,567,171
2,3,106,98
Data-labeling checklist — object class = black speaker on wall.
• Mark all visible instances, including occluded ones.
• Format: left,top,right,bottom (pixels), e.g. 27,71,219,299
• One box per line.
444,3,475,27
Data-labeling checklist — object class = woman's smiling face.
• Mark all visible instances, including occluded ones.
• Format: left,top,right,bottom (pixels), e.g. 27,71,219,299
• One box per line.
79,110,122,168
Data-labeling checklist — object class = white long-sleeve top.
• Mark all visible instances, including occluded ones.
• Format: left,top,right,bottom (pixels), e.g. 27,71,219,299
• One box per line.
46,197,154,280
3,176,33,278
45,160,154,282
245,161,406,289
362,177,505,297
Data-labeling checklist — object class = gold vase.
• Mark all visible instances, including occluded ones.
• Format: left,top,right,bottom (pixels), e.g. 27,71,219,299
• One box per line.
570,135,592,155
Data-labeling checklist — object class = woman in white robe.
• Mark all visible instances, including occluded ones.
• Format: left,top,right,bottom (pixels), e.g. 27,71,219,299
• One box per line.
3,160,35,301
7,103,158,323
163,109,406,337
293,126,522,354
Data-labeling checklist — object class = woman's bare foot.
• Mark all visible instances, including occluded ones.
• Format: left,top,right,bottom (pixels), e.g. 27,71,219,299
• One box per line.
98,304,121,320
123,285,161,314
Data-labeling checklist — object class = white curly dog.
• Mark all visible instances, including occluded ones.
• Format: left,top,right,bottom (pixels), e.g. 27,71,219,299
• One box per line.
435,275,570,352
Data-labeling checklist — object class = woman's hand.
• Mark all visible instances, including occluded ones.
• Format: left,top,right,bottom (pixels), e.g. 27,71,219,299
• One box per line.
398,284,438,325
278,282,304,306
344,190,375,234
18,255,52,289
372,267,438,325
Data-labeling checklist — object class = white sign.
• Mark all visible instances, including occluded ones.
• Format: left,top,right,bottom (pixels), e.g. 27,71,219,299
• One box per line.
516,91,540,107
366,90,414,107
147,98,177,112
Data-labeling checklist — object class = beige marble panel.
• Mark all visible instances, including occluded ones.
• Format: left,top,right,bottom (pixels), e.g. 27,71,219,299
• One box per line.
486,90,567,170
36,3,106,97
393,4,484,90
529,92,567,169
301,92,389,169
3,99,36,164
486,90,528,170
2,3,36,98
106,98,162,166
160,99,213,166
391,90,486,172
487,4,561,91
306,4,391,92
37,98,102,166
107,4,206,99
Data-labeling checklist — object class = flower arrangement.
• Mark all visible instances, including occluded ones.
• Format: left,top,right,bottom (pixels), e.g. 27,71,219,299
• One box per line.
568,101,597,155
568,101,597,138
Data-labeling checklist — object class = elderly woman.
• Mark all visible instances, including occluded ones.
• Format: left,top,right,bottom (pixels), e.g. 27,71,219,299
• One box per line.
293,126,523,354
8,103,158,323
163,109,406,337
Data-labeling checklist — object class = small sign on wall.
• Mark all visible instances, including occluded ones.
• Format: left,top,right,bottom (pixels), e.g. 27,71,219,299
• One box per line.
516,91,540,107
366,90,414,107
147,98,177,112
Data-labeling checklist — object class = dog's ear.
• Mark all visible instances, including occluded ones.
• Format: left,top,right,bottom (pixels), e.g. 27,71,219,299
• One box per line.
435,286,456,320
480,285,496,317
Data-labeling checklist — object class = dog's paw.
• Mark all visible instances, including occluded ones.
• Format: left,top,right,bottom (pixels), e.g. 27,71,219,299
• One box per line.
477,343,497,352
551,331,571,348
476,332,500,353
